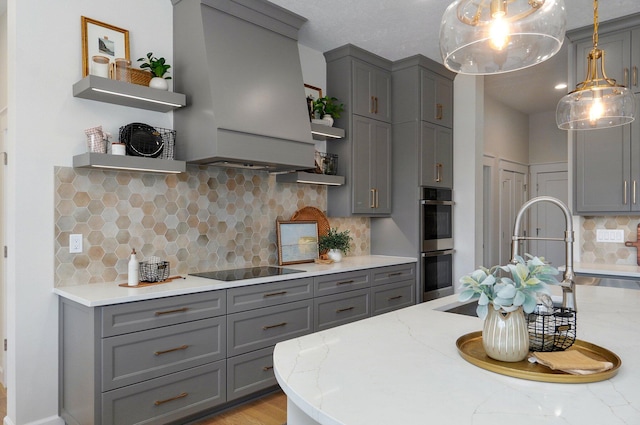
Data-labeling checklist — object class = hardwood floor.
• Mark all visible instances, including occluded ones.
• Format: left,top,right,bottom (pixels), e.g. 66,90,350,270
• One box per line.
0,384,5,419
189,390,287,425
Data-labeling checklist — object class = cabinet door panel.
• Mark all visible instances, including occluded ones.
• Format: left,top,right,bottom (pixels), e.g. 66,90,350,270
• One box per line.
574,125,630,212
420,123,453,188
374,68,392,122
371,280,415,316
421,71,453,128
227,347,277,401
352,116,374,213
631,95,640,211
373,120,392,213
353,60,374,118
314,288,370,331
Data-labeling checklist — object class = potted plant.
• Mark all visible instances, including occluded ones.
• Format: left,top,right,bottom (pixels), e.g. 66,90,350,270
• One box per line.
318,228,352,262
458,254,560,362
312,96,344,126
137,52,172,90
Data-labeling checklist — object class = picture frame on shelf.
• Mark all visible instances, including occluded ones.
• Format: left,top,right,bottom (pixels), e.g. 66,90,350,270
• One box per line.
304,84,323,120
81,16,130,77
276,220,319,265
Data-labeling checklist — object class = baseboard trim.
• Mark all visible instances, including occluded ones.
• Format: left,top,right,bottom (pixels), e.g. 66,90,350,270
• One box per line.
4,415,64,425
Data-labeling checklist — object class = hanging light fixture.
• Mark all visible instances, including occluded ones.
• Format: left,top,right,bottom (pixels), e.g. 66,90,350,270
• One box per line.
439,0,566,75
556,0,635,130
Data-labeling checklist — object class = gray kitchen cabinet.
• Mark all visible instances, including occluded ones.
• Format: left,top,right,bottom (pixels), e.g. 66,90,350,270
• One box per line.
420,122,453,189
314,288,370,331
325,44,393,217
421,70,454,128
568,15,640,214
314,269,371,297
59,291,227,425
226,277,313,313
371,264,416,315
227,346,279,401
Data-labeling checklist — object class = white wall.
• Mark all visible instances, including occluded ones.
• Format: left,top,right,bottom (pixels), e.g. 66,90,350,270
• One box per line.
7,1,173,423
483,95,529,164
528,110,568,164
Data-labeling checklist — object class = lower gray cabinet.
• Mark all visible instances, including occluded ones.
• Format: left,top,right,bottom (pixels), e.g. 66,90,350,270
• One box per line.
314,288,370,331
371,280,416,316
102,361,226,425
227,346,278,401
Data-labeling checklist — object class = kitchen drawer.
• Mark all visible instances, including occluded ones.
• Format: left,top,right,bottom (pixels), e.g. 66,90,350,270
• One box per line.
371,264,415,287
371,279,416,316
314,288,370,331
102,360,226,425
102,317,226,391
227,300,313,357
102,291,226,337
314,270,370,297
227,346,278,401
227,277,313,313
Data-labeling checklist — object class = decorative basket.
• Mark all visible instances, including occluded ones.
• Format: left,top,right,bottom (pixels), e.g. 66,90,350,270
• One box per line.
119,124,176,160
128,68,152,86
314,151,338,175
526,305,577,352
139,260,170,283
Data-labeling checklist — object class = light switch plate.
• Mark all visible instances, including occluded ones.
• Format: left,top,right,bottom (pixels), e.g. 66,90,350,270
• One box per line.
69,234,82,253
596,229,624,243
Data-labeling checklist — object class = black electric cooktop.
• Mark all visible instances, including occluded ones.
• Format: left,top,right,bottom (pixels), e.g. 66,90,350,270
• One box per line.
190,266,303,282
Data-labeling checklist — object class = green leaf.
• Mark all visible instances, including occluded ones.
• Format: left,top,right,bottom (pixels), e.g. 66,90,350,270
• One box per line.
497,284,517,299
458,290,476,302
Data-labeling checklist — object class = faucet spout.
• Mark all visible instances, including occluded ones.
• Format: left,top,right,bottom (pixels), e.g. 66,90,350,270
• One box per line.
511,196,576,311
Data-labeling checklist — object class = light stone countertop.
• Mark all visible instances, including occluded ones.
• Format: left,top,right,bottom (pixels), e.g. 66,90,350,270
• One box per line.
273,284,640,425
53,255,417,307
573,262,640,279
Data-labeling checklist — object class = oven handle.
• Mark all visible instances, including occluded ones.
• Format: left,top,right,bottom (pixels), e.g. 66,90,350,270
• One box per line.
420,200,454,206
421,249,454,257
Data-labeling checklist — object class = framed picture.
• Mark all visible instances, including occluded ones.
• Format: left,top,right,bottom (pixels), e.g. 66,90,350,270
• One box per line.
304,84,322,101
81,16,130,77
276,220,319,265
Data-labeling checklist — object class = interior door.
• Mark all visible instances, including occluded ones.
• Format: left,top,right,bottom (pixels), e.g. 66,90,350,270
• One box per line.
499,166,527,265
530,164,568,267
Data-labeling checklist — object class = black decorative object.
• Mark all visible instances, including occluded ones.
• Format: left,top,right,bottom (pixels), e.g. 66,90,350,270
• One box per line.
119,123,164,158
527,305,577,352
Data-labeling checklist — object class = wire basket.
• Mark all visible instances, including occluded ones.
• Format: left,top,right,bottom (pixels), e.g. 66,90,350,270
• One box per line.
526,305,577,352
314,151,338,175
139,260,170,283
119,124,176,160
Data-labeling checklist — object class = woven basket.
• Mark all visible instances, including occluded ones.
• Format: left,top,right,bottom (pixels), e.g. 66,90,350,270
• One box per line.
129,68,152,86
291,206,330,238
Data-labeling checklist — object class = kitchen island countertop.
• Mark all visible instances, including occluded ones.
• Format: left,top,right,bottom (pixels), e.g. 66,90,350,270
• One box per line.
273,285,640,425
53,255,416,307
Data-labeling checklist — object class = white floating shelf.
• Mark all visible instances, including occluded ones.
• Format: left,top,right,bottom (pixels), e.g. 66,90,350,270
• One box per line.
276,171,345,186
310,123,345,140
73,153,186,174
73,75,187,113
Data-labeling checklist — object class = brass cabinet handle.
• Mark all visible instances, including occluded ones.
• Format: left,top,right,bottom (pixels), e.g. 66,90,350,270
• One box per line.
436,103,443,120
263,322,287,330
634,66,638,87
155,307,189,316
388,295,403,301
155,392,188,406
370,188,376,208
264,291,287,298
624,68,630,87
336,279,355,285
262,365,274,371
435,163,443,183
374,96,379,114
371,96,375,114
154,344,189,356
624,181,628,205
336,306,354,313
388,272,402,277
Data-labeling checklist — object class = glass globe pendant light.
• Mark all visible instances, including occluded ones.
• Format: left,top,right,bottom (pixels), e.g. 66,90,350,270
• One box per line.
439,0,566,75
556,0,635,130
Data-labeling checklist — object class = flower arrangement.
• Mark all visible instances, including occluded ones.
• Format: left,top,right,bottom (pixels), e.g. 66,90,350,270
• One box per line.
137,52,172,79
458,254,559,320
318,228,352,255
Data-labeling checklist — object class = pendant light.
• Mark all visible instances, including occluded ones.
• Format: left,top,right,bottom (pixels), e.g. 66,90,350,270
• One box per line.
556,0,635,130
439,0,566,75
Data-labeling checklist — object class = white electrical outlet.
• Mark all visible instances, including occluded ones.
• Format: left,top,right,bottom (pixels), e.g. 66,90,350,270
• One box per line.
596,229,624,243
69,234,82,253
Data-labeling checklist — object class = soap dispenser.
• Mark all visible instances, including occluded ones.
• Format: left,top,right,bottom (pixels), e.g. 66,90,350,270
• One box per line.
128,249,139,286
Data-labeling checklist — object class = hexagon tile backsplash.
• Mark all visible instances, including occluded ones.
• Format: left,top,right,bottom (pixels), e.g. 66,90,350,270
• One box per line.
54,165,370,287
580,216,640,264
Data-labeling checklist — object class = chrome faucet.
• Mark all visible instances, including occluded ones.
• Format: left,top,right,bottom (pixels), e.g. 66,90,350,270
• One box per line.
511,196,576,311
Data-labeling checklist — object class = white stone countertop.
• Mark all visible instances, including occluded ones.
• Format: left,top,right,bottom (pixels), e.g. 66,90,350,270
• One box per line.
274,285,640,425
573,262,640,279
53,255,417,307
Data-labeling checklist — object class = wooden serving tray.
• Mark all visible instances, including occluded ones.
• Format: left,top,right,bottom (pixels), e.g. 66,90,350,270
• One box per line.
118,275,185,288
456,331,621,383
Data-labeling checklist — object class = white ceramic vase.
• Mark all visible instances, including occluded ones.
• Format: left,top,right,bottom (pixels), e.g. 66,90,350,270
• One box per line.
149,77,169,90
321,114,334,126
327,249,343,262
482,305,529,362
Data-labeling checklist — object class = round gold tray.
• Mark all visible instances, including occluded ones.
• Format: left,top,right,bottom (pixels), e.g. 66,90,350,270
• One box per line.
456,331,621,383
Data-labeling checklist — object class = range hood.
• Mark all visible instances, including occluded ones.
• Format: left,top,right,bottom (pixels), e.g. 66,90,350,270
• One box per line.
171,0,316,172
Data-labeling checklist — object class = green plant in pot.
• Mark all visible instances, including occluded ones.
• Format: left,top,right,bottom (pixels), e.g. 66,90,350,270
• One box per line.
458,254,560,362
318,228,352,262
312,96,344,126
137,52,172,90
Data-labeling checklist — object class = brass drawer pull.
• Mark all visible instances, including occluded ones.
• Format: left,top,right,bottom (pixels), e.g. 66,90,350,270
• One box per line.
154,392,188,406
388,272,402,277
370,188,376,208
262,365,274,371
436,103,443,120
435,163,443,182
154,344,189,356
374,96,379,114
388,295,403,301
263,322,287,330
336,280,355,285
371,96,375,114
336,307,354,313
155,307,189,316
264,291,287,297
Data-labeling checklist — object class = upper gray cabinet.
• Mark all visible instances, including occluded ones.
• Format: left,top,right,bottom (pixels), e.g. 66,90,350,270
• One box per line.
420,122,453,188
569,15,640,214
324,44,393,216
421,71,453,128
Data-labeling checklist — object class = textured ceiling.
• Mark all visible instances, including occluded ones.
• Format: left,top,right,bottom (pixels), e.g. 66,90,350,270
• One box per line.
270,0,640,115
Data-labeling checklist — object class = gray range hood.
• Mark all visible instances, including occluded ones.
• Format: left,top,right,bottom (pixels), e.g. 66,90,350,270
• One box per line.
172,0,316,172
